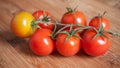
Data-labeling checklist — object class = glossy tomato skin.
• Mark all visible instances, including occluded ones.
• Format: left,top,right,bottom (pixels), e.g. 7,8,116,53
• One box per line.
61,11,86,26
32,10,51,20
89,17,110,30
56,33,80,57
82,30,110,56
29,29,54,56
32,10,54,30
11,12,35,38
38,23,54,30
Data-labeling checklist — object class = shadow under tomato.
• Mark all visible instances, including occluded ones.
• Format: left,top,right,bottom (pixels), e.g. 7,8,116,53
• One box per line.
0,30,96,58
51,49,64,57
0,30,15,41
76,48,96,58
0,30,40,57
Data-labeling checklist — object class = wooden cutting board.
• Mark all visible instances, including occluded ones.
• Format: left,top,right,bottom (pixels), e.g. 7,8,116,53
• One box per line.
0,0,120,68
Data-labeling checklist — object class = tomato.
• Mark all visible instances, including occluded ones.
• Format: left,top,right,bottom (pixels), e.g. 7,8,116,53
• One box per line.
61,8,86,26
32,10,54,30
82,29,110,56
29,29,54,56
11,12,36,38
89,17,110,30
56,32,80,56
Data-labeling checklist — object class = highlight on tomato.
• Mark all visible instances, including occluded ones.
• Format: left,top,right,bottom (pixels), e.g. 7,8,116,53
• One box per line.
29,29,54,56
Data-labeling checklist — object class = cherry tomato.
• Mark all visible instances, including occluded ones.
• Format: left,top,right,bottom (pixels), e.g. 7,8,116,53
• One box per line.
82,29,110,56
56,32,80,56
29,29,54,56
11,12,36,38
89,17,110,30
32,10,54,30
61,9,86,26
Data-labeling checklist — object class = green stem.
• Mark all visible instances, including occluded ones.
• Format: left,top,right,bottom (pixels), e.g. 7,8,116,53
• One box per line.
74,26,92,32
52,25,70,39
102,11,107,18
69,24,73,33
52,23,57,34
66,7,73,13
103,30,120,37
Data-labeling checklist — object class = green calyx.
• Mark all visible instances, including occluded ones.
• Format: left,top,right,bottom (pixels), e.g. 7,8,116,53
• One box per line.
93,24,120,40
93,24,108,39
98,11,107,18
42,16,51,22
31,19,41,32
31,15,51,32
65,24,78,41
66,8,74,13
61,24,81,41
66,7,77,13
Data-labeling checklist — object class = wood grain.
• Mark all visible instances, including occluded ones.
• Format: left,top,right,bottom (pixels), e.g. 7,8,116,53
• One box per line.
96,0,120,10
0,0,120,68
0,37,33,68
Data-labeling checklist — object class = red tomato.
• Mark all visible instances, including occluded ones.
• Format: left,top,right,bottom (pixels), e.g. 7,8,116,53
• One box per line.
89,17,110,30
32,10,54,30
29,29,54,56
61,11,86,26
56,32,80,56
82,29,110,56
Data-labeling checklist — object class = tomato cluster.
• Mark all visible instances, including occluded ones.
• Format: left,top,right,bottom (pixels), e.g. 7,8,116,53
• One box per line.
11,8,114,57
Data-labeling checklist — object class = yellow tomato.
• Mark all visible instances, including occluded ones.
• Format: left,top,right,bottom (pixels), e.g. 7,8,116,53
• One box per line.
11,12,36,38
